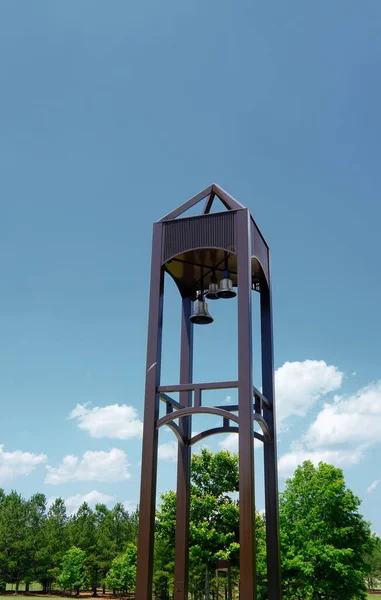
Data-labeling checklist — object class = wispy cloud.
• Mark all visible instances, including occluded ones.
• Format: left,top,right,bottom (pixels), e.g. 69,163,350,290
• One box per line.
367,479,380,494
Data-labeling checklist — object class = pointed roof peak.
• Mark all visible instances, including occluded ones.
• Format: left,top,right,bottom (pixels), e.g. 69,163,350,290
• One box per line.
158,184,246,222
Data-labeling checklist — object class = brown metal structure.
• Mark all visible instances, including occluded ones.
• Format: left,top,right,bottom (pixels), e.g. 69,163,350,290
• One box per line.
136,184,282,599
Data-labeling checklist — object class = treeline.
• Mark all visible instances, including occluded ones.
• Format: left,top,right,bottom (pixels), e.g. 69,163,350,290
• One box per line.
0,491,138,595
1,450,381,600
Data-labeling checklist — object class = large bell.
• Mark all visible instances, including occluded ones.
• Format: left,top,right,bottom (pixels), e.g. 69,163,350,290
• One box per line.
217,273,237,299
190,298,214,325
205,272,219,300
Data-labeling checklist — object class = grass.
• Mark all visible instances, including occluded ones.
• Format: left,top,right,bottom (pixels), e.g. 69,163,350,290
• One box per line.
6,584,43,592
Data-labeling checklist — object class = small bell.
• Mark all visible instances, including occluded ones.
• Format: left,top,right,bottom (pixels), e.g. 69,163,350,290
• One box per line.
205,271,219,300
190,293,214,325
217,270,237,299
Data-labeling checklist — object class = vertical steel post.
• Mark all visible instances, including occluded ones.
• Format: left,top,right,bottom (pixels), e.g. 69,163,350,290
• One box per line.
136,223,164,600
174,298,193,600
261,275,282,600
236,208,256,598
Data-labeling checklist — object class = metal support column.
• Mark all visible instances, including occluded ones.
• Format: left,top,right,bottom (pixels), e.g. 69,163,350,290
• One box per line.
136,223,164,600
261,279,282,600
236,208,256,598
174,298,193,600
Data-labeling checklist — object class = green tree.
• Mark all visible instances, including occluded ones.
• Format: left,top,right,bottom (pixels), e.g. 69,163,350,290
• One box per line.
364,534,381,590
69,503,98,594
0,491,29,590
280,460,372,600
24,493,47,591
155,449,267,599
94,504,116,593
57,546,89,595
37,498,70,591
105,543,137,595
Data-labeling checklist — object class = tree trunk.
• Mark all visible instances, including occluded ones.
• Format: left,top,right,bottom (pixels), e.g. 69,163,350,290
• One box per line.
15,581,20,594
102,584,106,595
25,582,30,593
227,568,232,600
205,566,210,600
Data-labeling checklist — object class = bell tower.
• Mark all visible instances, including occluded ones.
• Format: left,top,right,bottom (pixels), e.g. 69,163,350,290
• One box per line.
135,184,282,600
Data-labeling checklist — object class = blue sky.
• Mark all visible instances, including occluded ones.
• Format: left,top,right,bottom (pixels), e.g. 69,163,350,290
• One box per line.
1,0,381,530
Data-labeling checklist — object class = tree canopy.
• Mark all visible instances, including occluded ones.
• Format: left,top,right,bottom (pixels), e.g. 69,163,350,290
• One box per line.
279,460,372,600
0,454,375,599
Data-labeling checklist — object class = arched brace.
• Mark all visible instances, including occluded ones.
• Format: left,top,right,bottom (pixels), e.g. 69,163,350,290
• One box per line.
165,421,186,446
157,406,239,430
190,426,239,446
190,427,265,446
254,414,272,441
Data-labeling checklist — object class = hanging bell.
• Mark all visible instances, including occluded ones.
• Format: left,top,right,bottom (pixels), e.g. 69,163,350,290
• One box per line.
190,296,214,325
217,271,237,299
205,271,219,300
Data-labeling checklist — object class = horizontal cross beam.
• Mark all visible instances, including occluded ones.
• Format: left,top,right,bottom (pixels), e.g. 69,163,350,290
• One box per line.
253,386,272,408
158,380,239,393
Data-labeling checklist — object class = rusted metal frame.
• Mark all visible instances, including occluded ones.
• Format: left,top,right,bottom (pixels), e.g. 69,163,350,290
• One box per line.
174,297,193,600
158,185,213,222
158,380,239,393
261,276,282,600
253,385,272,409
236,208,256,598
159,392,184,411
136,223,164,599
202,191,216,214
157,406,240,429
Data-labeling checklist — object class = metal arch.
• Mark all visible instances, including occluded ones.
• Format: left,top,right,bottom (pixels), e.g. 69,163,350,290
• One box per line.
165,421,186,445
190,426,239,446
157,406,240,430
254,414,272,441
157,409,271,442
190,426,265,446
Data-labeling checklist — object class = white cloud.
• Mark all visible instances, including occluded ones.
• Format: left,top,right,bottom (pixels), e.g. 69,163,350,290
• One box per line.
278,446,364,478
158,441,178,462
69,403,143,439
218,434,262,454
123,499,138,513
303,381,381,449
367,480,380,494
275,360,343,425
0,445,47,483
65,491,116,514
45,448,132,484
224,395,232,404
219,433,238,453
278,380,381,477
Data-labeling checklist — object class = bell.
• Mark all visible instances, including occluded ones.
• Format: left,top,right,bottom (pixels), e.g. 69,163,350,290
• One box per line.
217,272,237,299
205,272,219,300
190,298,214,325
